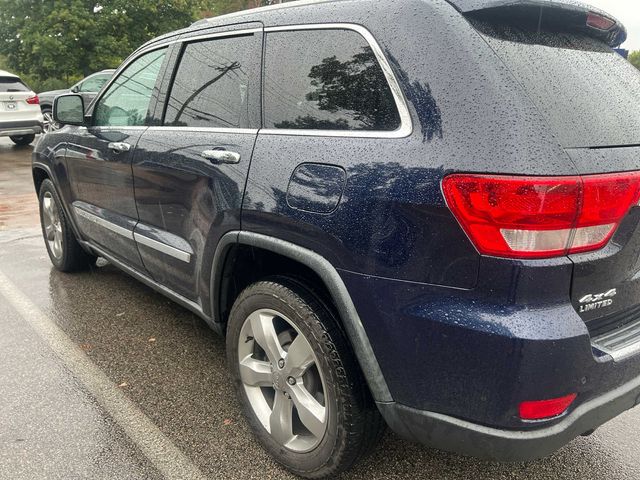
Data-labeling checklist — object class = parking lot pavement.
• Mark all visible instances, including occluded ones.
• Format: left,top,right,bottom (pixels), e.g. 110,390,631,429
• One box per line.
2,135,640,479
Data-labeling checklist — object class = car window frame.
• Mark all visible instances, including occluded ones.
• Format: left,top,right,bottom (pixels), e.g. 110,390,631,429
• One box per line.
89,46,171,128
151,24,264,134
260,23,413,139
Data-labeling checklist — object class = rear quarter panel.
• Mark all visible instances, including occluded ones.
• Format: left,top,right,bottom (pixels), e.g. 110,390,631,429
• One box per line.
242,0,575,288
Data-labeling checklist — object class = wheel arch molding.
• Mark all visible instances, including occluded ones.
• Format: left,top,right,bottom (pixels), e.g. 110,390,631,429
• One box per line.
210,230,393,403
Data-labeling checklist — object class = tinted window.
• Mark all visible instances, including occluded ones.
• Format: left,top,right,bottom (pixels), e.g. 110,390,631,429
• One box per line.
78,73,111,93
94,49,166,127
264,29,401,131
474,21,640,148
164,35,256,128
0,77,30,93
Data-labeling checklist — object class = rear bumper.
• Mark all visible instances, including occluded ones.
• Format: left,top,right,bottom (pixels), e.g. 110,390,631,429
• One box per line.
338,263,640,458
0,119,43,137
378,371,640,461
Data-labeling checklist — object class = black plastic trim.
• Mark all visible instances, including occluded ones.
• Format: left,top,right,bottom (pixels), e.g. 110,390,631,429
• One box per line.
378,371,640,461
211,230,393,403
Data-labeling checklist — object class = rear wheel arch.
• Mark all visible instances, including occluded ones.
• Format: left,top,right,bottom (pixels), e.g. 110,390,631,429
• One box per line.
211,231,393,404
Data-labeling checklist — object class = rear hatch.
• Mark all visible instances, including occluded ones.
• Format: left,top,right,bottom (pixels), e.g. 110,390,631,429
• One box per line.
0,75,38,122
457,1,640,358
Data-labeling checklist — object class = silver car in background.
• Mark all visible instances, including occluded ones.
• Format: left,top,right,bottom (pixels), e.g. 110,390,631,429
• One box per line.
0,70,43,146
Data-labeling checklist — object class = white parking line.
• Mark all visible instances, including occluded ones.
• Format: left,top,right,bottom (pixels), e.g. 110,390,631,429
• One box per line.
0,269,207,480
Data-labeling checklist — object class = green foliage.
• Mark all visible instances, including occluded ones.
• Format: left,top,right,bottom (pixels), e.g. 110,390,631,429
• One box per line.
0,0,281,91
629,51,640,71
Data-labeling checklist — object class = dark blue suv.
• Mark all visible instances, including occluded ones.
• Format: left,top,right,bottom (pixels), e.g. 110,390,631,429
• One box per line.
32,0,640,477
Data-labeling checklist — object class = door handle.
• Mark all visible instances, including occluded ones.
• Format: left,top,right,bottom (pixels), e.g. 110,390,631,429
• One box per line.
108,142,131,154
200,149,241,164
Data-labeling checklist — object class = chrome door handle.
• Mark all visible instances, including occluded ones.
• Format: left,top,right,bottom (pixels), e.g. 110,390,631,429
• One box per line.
200,149,241,164
108,142,131,154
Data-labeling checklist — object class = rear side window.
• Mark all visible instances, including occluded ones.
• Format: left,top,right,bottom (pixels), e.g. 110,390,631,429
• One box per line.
264,29,401,131
0,77,30,93
164,34,257,129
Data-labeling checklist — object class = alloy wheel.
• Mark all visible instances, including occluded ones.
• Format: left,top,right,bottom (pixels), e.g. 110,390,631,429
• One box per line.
238,308,328,453
42,191,63,259
42,111,59,133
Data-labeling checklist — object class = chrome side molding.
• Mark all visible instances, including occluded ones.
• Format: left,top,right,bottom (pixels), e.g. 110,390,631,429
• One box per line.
73,206,192,263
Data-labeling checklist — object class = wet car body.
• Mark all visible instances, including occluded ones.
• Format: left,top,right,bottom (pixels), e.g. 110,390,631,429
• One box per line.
32,0,640,464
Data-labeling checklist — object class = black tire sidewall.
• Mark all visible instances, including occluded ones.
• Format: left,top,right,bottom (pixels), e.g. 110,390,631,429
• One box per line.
226,280,352,477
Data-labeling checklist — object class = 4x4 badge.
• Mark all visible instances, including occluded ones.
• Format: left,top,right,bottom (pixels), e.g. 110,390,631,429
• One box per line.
579,289,617,312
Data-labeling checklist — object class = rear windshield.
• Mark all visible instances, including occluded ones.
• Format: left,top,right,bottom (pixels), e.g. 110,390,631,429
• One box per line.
472,21,640,148
0,77,30,93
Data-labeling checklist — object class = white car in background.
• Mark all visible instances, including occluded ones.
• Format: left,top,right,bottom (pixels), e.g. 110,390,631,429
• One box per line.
0,70,43,146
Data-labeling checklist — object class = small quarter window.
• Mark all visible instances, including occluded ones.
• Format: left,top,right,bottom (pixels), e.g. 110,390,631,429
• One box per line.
264,29,401,131
164,35,257,129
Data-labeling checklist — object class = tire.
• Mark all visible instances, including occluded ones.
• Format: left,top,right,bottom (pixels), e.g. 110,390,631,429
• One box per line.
41,108,59,133
38,179,96,272
10,134,35,146
227,277,385,479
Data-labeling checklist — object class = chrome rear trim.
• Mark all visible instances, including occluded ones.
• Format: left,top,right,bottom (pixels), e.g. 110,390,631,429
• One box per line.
592,317,640,361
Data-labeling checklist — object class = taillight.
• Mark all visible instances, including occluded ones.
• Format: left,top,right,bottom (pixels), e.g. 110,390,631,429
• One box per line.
587,12,616,31
442,172,640,259
519,394,577,420
26,95,39,105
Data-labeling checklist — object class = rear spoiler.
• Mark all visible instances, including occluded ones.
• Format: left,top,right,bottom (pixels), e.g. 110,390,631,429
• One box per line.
446,0,627,47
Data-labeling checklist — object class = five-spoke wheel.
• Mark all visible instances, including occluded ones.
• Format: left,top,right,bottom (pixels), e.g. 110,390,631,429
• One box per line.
42,109,60,134
227,278,385,478
38,179,96,272
42,191,63,259
238,308,328,452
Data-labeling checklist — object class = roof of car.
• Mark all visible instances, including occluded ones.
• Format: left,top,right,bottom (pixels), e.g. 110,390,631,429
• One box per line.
0,69,19,78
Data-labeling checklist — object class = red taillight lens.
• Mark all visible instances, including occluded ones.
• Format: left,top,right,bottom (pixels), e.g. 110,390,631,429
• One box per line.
442,172,640,259
587,12,616,31
26,95,39,105
519,394,577,420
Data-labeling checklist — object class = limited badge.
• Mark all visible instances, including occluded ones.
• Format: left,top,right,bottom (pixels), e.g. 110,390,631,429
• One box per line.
579,289,617,312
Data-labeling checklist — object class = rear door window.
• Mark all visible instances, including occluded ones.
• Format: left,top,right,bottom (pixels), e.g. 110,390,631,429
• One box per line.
0,77,30,93
472,21,640,148
164,34,258,129
263,29,401,131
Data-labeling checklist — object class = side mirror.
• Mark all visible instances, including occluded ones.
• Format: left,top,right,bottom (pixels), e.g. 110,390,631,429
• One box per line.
53,94,86,126
71,85,80,93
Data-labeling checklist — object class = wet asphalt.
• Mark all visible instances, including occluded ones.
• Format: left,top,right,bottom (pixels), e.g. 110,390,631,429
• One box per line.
1,136,640,479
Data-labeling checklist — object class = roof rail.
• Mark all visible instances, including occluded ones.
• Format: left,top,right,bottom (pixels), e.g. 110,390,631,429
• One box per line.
192,0,339,26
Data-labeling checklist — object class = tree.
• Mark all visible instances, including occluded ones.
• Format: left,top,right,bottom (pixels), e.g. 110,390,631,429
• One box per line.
0,0,282,87
630,51,640,71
